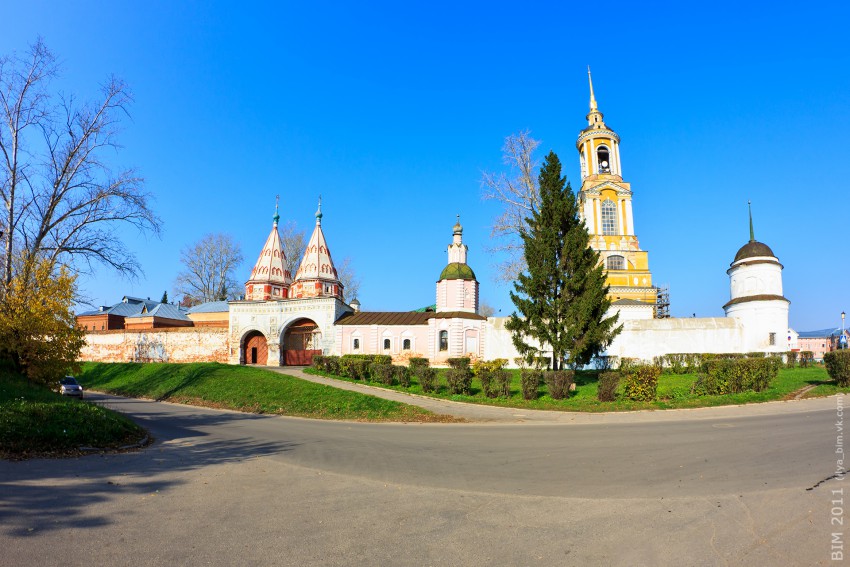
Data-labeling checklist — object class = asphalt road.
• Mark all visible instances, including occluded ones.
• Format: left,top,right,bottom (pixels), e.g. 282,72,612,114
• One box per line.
1,392,846,566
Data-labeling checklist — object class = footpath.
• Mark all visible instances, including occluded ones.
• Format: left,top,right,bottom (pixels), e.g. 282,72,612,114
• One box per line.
264,366,847,424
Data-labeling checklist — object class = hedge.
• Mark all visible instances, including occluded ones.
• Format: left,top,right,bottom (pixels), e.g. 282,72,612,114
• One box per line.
622,364,660,401
692,358,778,395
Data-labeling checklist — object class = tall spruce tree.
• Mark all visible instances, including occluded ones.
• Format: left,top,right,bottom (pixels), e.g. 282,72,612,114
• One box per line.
505,151,621,370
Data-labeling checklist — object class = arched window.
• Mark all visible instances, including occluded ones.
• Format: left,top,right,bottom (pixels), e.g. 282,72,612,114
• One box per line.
439,330,448,352
352,338,360,350
597,145,610,173
601,199,618,235
607,255,625,270
383,338,391,350
402,339,411,350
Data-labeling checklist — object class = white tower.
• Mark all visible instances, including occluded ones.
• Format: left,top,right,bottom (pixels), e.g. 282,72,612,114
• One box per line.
723,203,790,353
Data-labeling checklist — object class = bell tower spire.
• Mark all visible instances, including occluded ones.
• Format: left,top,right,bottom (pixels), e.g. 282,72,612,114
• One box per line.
748,200,755,242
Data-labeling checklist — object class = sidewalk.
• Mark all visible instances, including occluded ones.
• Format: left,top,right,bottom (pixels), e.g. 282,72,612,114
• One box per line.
264,366,847,424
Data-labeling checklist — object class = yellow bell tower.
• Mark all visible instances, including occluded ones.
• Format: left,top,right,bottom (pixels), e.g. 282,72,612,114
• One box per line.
577,68,656,309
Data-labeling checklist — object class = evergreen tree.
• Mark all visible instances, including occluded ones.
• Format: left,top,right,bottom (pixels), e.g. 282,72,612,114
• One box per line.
505,151,621,370
160,290,168,304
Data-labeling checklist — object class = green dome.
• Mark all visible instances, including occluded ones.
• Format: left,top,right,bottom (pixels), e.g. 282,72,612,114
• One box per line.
439,262,476,281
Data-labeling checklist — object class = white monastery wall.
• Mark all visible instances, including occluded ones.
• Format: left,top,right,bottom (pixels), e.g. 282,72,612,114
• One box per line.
81,328,229,363
605,317,746,362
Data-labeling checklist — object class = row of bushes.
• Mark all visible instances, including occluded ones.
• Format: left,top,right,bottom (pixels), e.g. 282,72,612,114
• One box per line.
597,357,781,402
312,355,581,400
646,352,798,374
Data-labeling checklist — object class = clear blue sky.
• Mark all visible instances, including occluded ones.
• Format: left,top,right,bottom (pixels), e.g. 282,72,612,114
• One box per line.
3,1,848,332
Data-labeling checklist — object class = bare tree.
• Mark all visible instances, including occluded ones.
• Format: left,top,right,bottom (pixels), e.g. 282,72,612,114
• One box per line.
279,220,306,278
0,39,160,286
479,300,496,317
336,256,360,301
174,233,243,304
481,130,541,282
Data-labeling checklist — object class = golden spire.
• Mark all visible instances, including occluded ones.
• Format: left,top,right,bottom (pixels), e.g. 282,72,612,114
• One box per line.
588,66,598,111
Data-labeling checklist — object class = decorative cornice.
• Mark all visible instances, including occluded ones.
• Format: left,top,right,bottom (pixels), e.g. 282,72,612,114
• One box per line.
581,180,630,196
723,294,790,309
577,129,620,145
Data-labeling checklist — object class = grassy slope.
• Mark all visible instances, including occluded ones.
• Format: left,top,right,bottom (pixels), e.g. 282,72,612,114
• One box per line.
78,362,445,422
306,365,843,412
0,370,146,459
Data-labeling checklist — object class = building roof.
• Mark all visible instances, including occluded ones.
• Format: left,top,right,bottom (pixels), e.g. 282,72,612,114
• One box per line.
723,294,789,309
187,300,230,314
336,310,486,326
439,262,476,281
733,240,776,262
126,302,190,321
611,299,652,306
246,210,290,286
797,327,847,339
293,199,341,284
77,296,159,317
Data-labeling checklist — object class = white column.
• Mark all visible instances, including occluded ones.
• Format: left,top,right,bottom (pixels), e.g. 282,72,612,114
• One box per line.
594,199,602,235
584,142,591,178
617,198,626,236
625,199,635,236
614,142,622,176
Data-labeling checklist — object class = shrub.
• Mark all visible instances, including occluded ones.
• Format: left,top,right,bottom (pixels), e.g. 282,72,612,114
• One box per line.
785,351,798,368
520,370,542,400
745,352,766,358
325,356,341,376
341,354,392,365
340,358,370,380
800,351,814,368
492,369,511,398
824,350,850,387
474,359,508,398
409,357,429,370
370,363,395,386
597,371,620,402
418,367,438,393
393,365,411,388
311,354,325,369
693,358,779,395
622,364,660,401
446,358,472,395
544,370,574,400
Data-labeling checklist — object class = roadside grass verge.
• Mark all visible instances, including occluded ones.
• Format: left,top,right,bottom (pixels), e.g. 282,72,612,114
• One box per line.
78,362,449,422
0,370,146,460
306,365,842,412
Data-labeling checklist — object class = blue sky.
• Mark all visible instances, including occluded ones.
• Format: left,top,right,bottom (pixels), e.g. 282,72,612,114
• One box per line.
3,1,849,332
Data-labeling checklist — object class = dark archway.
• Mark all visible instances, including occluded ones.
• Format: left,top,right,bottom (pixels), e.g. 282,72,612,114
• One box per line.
282,318,321,366
242,331,268,365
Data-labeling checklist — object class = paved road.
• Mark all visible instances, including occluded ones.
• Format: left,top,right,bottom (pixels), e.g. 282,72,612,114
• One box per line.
1,392,846,566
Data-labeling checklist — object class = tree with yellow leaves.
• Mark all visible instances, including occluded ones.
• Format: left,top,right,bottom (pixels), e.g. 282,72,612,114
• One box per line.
0,254,85,384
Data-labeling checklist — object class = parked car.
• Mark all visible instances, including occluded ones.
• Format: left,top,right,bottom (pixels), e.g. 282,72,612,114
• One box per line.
59,376,84,398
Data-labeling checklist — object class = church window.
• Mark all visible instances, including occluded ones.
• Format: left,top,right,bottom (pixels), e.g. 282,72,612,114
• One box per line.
439,330,448,351
353,338,360,350
607,255,625,270
601,199,618,235
383,338,391,350
597,145,610,173
403,339,411,350
769,332,776,346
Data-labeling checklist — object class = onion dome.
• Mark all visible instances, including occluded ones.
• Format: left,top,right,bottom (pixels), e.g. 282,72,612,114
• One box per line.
439,262,476,281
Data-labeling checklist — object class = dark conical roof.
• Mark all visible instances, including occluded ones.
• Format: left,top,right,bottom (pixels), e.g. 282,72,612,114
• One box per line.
733,240,775,262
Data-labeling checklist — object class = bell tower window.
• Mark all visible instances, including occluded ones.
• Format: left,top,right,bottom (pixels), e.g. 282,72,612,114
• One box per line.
607,255,625,270
601,199,618,235
597,145,610,173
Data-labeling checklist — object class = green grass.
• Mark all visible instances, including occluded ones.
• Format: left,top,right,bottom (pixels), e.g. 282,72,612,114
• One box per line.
306,365,846,412
78,362,446,422
0,370,146,459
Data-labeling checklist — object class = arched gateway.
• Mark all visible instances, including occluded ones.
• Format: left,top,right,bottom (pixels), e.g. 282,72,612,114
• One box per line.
242,330,268,365
282,318,322,365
